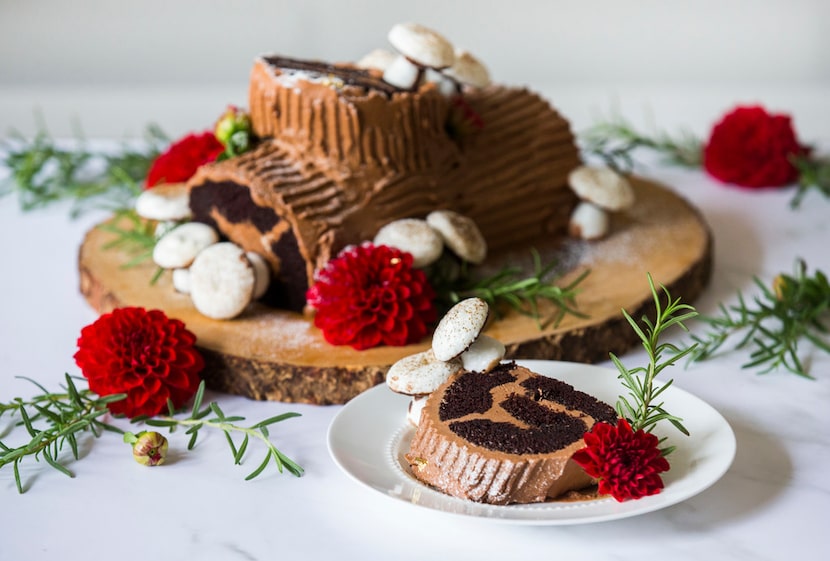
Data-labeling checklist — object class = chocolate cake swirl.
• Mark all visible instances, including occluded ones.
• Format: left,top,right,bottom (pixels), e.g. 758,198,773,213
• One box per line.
406,362,617,504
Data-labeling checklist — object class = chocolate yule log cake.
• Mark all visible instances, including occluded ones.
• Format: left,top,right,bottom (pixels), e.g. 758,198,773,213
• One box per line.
406,362,618,504
78,23,713,405
187,54,579,311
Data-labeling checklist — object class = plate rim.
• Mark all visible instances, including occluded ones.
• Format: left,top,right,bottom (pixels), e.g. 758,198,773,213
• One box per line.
326,359,736,525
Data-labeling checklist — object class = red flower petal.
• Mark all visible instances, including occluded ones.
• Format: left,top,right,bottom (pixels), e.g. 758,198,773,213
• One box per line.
306,243,437,350
703,105,808,189
145,131,224,188
572,418,670,502
74,307,204,418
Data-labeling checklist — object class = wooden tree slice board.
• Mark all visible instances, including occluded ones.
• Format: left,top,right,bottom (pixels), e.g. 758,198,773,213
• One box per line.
78,177,712,405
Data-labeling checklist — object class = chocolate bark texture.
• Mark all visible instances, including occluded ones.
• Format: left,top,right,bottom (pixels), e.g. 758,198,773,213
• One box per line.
188,56,579,310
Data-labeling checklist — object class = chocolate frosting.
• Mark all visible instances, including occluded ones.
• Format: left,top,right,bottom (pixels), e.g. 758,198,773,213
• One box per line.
188,55,580,311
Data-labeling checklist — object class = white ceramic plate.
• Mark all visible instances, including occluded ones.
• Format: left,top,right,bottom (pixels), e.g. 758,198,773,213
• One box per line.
327,360,736,525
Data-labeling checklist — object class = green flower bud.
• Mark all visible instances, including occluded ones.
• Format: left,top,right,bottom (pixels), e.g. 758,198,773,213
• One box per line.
125,431,169,466
215,106,252,147
772,274,788,300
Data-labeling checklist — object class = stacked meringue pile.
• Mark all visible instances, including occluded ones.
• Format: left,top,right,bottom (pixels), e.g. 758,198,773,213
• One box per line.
385,297,505,426
357,22,491,93
134,184,271,320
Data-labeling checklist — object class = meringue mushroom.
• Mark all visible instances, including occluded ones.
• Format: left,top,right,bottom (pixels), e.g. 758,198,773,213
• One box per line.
152,222,220,269
567,165,635,240
373,218,444,268
135,183,191,222
356,48,397,71
443,49,491,89
383,23,455,89
431,297,490,361
426,209,487,265
387,23,455,70
386,349,463,396
189,242,256,320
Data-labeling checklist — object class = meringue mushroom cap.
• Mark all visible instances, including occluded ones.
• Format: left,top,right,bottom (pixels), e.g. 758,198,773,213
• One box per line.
568,165,635,211
386,349,463,396
432,297,490,361
426,209,487,265
135,182,192,221
444,49,490,88
373,218,444,268
152,222,220,269
388,22,454,69
189,242,255,320
356,48,397,71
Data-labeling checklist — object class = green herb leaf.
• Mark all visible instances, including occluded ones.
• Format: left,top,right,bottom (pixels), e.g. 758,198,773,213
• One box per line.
1,123,167,216
688,259,829,378
610,273,698,453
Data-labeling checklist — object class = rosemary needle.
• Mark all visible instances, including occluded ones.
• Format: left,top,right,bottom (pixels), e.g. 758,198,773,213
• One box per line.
1,378,303,493
688,260,830,378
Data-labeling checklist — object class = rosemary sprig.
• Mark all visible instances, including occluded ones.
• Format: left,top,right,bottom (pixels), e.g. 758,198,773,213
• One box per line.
0,374,126,493
790,155,830,209
434,249,589,328
1,378,303,493
610,274,699,454
137,382,304,479
98,208,165,281
688,260,830,378
581,114,830,208
580,115,703,173
0,122,166,217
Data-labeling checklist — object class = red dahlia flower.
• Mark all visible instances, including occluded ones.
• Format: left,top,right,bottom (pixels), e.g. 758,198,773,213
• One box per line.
703,105,808,188
74,307,204,418
572,418,670,502
306,243,437,350
145,131,224,188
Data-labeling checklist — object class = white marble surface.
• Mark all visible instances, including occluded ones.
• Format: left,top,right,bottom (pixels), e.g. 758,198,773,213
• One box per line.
1,89,829,561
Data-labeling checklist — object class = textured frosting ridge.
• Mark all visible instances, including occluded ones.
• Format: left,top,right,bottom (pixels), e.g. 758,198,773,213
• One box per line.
189,56,581,311
250,56,458,176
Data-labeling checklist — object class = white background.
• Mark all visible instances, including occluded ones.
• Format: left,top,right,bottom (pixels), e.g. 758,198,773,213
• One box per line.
1,0,828,139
